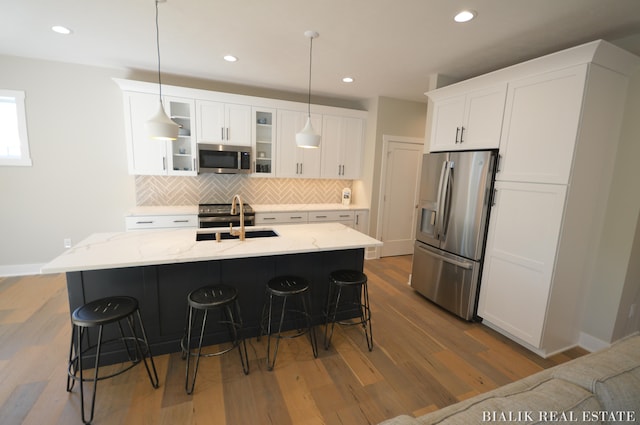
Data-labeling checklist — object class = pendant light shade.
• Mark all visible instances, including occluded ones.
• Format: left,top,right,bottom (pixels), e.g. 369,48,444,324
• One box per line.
296,116,321,148
296,30,320,148
147,0,179,141
148,101,179,140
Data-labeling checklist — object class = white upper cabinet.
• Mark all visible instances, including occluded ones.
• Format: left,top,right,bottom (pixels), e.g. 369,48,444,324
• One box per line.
252,108,276,177
321,115,364,179
497,65,588,184
276,110,322,178
196,100,252,146
429,83,506,152
122,92,196,176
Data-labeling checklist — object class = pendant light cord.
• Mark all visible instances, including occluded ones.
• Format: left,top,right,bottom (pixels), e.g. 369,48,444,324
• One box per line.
307,35,313,118
154,0,163,102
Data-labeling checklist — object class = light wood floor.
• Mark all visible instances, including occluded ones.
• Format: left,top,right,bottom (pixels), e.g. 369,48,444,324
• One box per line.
0,255,587,424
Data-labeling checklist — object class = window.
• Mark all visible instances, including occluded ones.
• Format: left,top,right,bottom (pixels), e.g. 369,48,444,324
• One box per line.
0,90,32,166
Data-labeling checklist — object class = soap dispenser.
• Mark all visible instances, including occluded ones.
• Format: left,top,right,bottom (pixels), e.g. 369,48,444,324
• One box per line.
341,188,351,206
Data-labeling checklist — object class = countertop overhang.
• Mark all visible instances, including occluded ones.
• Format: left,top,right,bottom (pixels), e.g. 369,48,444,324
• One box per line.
41,222,382,274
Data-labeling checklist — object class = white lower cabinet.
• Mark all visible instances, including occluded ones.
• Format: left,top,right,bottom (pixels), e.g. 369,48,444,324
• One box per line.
255,209,362,228
478,182,566,348
125,214,198,230
309,210,355,227
255,211,309,225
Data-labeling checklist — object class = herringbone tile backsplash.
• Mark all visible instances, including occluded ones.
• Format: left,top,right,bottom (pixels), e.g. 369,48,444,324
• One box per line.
135,175,352,205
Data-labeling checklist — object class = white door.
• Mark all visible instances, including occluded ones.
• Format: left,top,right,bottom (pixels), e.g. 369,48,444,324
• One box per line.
379,137,424,257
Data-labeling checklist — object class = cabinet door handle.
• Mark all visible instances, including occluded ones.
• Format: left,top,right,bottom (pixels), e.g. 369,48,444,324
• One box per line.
492,188,497,206
355,214,359,225
162,156,166,171
460,126,465,143
496,154,502,173
455,127,460,143
300,163,303,174
226,128,230,140
221,128,224,140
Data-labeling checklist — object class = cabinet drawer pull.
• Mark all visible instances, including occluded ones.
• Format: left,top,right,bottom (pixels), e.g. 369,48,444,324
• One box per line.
315,215,327,219
173,220,189,223
263,217,276,221
290,216,303,219
136,221,154,224
339,214,350,218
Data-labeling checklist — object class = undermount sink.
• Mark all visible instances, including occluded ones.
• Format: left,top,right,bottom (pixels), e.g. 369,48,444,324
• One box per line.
196,229,279,241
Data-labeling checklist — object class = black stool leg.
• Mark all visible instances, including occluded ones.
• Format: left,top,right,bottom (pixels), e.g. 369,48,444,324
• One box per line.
266,294,288,371
66,325,77,392
185,307,208,394
128,311,160,388
360,283,373,351
78,324,103,425
301,290,318,358
324,283,343,350
226,301,249,375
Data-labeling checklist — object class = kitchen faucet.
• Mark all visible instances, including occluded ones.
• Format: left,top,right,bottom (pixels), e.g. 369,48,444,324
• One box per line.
230,194,245,241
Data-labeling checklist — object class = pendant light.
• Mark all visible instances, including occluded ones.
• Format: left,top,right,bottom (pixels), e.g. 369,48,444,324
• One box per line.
147,0,179,141
296,30,321,148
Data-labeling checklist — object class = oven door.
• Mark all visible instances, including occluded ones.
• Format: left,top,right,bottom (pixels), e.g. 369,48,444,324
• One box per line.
199,215,255,228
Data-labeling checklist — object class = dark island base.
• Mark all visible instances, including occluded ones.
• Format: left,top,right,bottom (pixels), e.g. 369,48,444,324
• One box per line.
66,249,364,367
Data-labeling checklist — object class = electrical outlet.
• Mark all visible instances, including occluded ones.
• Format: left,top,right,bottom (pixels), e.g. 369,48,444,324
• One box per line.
630,303,637,319
64,238,72,248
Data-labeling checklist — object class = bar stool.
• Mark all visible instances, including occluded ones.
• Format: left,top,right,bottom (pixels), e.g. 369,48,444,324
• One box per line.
258,276,318,370
66,296,159,425
324,269,373,351
181,284,249,394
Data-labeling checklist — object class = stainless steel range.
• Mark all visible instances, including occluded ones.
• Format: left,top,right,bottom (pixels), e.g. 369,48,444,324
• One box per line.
198,203,255,228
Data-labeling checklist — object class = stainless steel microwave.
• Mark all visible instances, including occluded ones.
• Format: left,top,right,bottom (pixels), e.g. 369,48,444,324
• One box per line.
197,144,251,174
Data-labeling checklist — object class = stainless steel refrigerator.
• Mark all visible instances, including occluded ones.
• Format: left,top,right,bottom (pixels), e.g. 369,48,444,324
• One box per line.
410,150,497,320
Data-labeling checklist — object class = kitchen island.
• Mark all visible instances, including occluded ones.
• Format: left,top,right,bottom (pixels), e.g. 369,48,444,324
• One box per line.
42,223,382,364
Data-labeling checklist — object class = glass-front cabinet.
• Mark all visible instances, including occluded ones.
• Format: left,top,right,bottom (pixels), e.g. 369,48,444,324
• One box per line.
252,107,275,177
166,97,196,176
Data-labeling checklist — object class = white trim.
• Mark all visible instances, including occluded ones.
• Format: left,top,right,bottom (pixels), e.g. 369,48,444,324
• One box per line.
0,89,32,167
578,332,611,353
374,135,425,258
0,263,46,277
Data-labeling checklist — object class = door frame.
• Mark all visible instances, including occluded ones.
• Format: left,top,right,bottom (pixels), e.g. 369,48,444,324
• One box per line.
375,135,425,258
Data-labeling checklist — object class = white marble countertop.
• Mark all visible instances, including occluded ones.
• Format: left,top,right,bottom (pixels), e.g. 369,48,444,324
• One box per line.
125,204,368,216
41,223,382,274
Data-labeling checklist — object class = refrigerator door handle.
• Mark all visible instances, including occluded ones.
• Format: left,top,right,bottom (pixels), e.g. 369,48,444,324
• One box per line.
435,160,448,239
415,244,473,270
439,161,453,239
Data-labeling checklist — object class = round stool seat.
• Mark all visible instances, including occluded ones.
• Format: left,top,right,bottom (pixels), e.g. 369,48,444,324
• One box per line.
266,276,310,296
71,296,138,327
330,270,367,286
188,285,237,309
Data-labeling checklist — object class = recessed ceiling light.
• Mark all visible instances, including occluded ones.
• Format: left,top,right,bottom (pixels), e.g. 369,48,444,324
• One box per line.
342,77,354,83
51,25,73,35
454,10,476,23
223,55,238,62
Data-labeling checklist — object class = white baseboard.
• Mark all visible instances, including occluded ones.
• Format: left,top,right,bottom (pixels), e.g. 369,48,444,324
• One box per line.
364,247,379,260
578,332,611,353
0,263,46,277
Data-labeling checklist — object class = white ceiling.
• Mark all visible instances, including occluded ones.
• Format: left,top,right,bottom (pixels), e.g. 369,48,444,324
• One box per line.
3,0,640,103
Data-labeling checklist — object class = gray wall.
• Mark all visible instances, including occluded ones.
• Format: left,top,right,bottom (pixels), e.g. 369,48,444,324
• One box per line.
0,55,135,274
581,68,640,344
